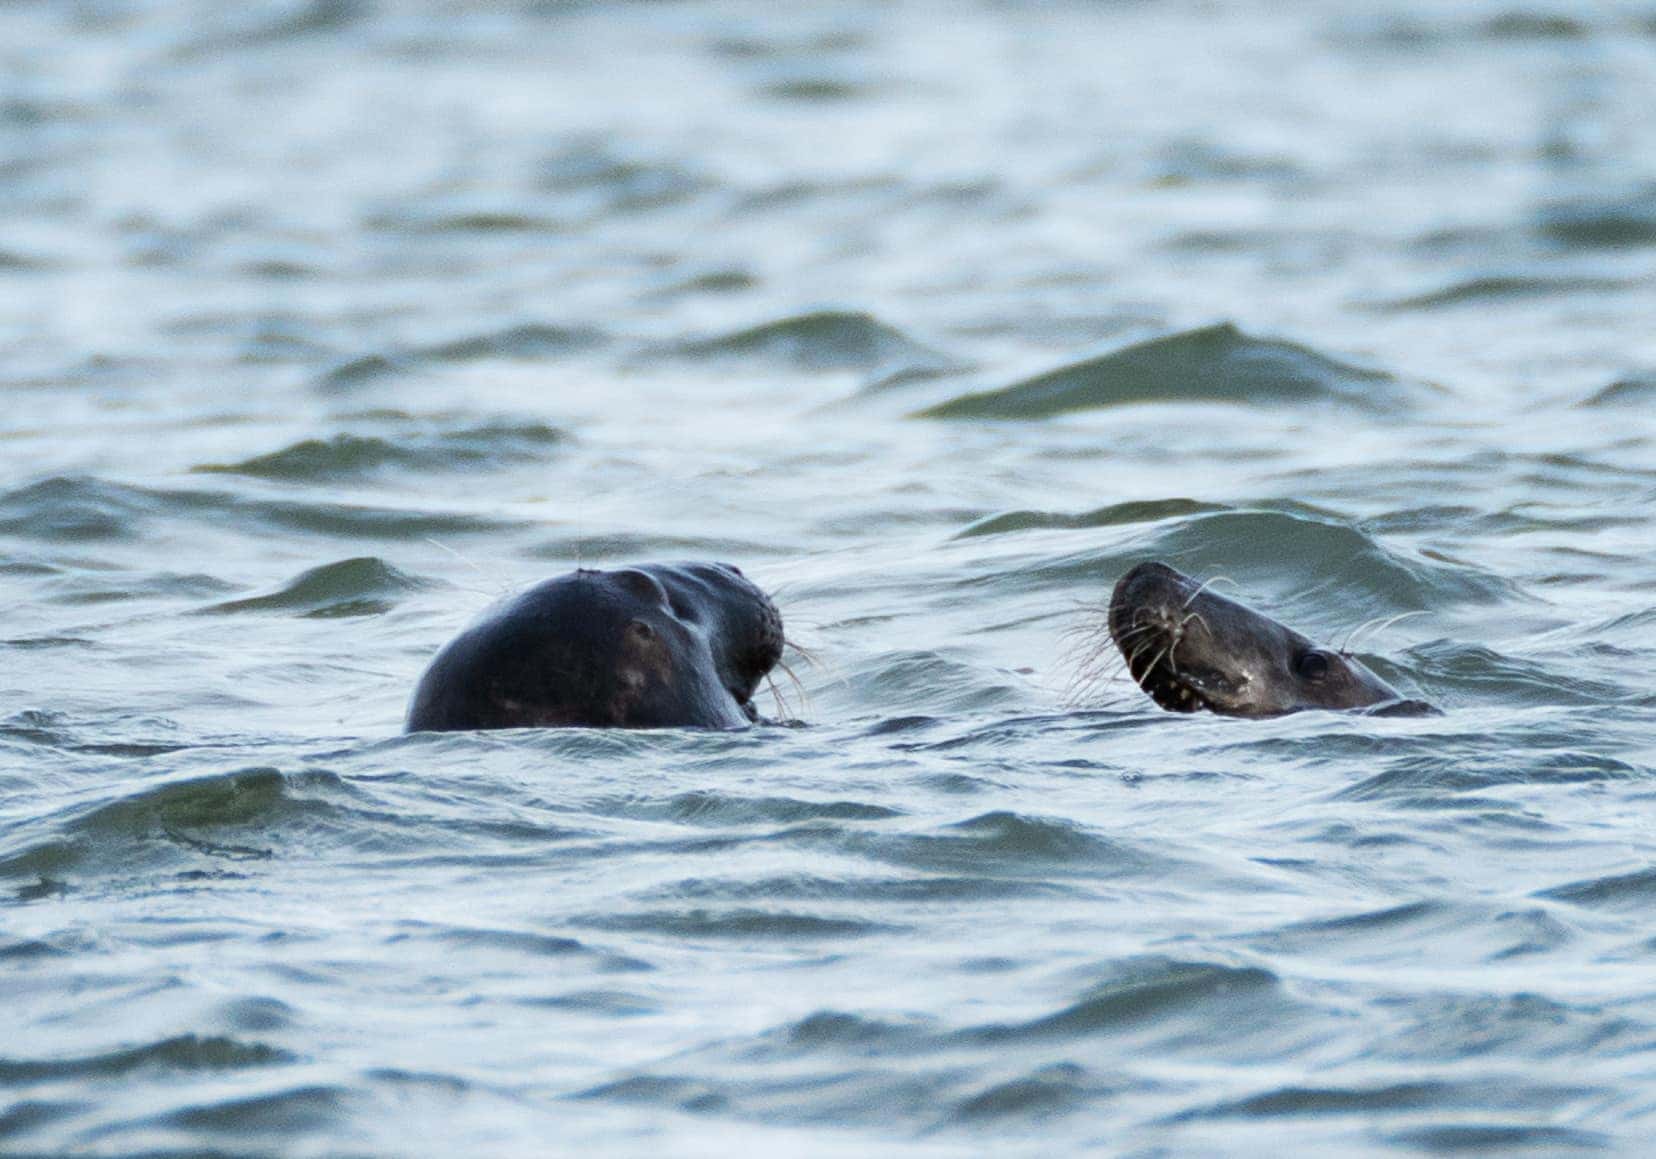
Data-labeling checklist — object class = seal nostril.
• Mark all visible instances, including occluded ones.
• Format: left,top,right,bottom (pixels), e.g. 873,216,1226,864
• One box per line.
668,595,699,622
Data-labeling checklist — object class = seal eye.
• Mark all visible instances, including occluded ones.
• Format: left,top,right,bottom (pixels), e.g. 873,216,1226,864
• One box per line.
1296,650,1330,682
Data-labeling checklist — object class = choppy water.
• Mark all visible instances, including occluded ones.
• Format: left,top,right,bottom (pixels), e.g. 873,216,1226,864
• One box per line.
4,0,1656,1153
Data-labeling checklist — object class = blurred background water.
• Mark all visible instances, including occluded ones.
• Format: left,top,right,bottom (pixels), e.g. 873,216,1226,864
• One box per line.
3,0,1656,1153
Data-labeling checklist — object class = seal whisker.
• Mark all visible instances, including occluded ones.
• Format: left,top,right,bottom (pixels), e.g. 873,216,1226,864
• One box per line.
424,537,516,599
1062,645,1133,706
1340,609,1429,656
1122,639,1151,677
1058,599,1148,706
1108,625,1159,659
1182,574,1238,610
1138,645,1174,692
1124,625,1164,658
1059,619,1115,649
781,637,823,670
1062,651,1140,707
1125,636,1160,675
1059,619,1152,711
767,657,811,723
1337,616,1379,655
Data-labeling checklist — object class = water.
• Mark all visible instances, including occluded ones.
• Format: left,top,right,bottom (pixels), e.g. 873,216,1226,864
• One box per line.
3,0,1656,1153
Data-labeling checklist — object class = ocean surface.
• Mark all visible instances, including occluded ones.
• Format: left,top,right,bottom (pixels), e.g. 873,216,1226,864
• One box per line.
4,1,1656,1154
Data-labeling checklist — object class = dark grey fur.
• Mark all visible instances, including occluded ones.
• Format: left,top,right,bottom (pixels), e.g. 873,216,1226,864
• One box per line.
1109,561,1433,717
407,562,783,732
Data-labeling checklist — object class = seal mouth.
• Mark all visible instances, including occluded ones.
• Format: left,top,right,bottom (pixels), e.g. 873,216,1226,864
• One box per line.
1110,605,1206,713
1117,625,1244,714
1109,564,1250,715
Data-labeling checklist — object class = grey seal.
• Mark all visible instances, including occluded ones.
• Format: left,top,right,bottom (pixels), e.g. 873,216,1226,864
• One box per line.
1109,561,1434,717
407,562,784,732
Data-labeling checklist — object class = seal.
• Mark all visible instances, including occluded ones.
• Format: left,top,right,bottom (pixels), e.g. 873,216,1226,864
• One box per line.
406,561,785,732
1108,561,1434,717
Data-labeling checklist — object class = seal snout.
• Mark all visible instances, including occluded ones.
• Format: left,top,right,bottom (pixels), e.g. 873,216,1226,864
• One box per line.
1109,562,1211,714
727,586,786,708
1110,561,1193,612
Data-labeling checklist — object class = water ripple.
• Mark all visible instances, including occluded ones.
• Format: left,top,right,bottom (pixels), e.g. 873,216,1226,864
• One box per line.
919,324,1426,418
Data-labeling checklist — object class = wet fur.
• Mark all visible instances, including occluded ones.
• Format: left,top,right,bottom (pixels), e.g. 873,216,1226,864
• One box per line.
1102,561,1434,718
407,562,785,732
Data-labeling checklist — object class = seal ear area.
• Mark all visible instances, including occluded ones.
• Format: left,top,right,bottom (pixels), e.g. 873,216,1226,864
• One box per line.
624,618,659,646
619,617,678,674
1292,646,1405,712
607,615,681,723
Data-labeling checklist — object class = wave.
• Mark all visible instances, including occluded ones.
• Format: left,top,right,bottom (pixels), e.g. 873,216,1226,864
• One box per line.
578,956,1300,1133
1,710,194,758
966,958,1281,1044
856,810,1175,879
0,475,512,544
649,872,1076,904
1024,505,1513,617
316,324,605,391
1366,990,1637,1063
579,909,899,940
0,476,159,543
362,200,567,236
202,557,429,618
1538,188,1656,250
1537,865,1656,911
1336,9,1617,48
918,323,1420,418
156,1082,351,1136
674,310,959,385
833,650,1033,716
956,498,1227,539
1581,374,1656,408
197,422,568,481
768,1010,935,1054
1386,1124,1611,1152
1157,508,1510,608
1401,640,1632,707
171,0,369,58
591,789,902,827
0,767,351,882
1371,272,1632,312
1242,898,1578,966
1171,1076,1595,1121
536,138,708,213
0,1034,289,1084
389,921,651,974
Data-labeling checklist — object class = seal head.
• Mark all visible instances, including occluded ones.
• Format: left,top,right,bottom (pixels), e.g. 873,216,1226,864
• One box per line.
407,561,784,732
1108,561,1432,717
